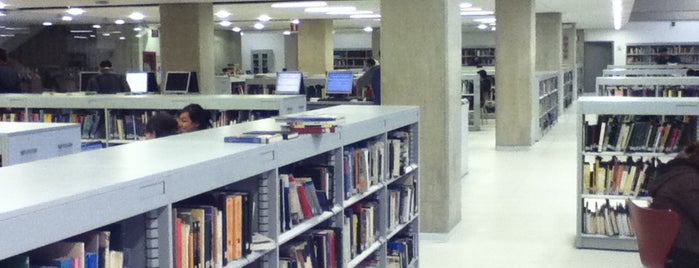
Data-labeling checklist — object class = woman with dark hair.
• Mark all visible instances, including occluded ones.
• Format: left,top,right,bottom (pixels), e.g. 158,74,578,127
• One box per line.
144,112,178,139
649,140,699,267
176,103,211,133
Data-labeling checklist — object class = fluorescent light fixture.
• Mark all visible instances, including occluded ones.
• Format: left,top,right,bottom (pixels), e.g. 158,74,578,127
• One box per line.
326,10,373,15
92,24,101,29
73,35,88,39
128,12,145,21
43,22,53,26
70,30,93,33
461,7,482,11
115,19,125,25
350,14,381,19
62,16,73,21
459,2,473,8
474,17,496,23
254,22,265,30
102,33,110,36
491,26,496,31
134,27,142,31
283,30,291,35
363,26,373,32
305,6,356,13
219,21,232,27
0,2,6,9
90,34,96,38
66,8,85,16
291,19,300,24
135,34,142,38
461,11,494,16
119,36,126,40
272,1,327,8
215,10,231,19
232,27,241,32
477,24,488,30
612,0,622,30
257,14,272,22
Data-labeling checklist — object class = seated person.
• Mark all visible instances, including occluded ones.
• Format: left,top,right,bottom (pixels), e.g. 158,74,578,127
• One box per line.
144,112,178,139
355,58,381,103
176,103,211,133
87,60,130,94
649,140,699,267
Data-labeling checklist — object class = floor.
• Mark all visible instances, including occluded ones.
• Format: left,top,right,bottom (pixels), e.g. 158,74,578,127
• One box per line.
419,102,643,268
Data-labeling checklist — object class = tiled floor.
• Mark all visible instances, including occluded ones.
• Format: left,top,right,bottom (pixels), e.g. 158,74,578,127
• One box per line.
419,102,643,267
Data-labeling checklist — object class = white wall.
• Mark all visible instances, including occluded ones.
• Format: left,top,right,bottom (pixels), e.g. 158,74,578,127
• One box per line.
334,31,373,49
462,31,496,47
241,32,286,73
586,21,699,65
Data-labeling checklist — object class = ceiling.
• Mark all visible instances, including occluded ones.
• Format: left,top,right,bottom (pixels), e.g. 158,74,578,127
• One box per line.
0,0,681,34
629,0,699,22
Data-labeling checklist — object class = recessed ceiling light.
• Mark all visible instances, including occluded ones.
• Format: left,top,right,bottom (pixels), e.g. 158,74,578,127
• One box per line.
257,14,272,22
219,21,232,27
62,16,73,21
90,34,96,38
326,10,373,15
134,27,142,31
240,32,244,36
283,30,291,35
477,24,488,30
461,7,482,11
103,33,110,36
291,19,300,25
272,1,327,8
73,35,88,39
461,11,494,16
70,30,92,33
491,26,496,31
66,8,85,16
305,6,356,13
363,26,373,32
254,22,265,30
460,2,473,8
92,24,101,29
119,36,126,40
215,10,231,19
474,17,496,24
115,19,125,25
135,34,142,38
350,14,381,19
128,12,145,21
232,27,241,32
43,22,53,26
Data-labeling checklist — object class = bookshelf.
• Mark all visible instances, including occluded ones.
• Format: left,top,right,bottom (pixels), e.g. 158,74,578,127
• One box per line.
562,66,574,109
575,97,699,250
461,74,481,131
626,43,699,65
0,122,81,167
0,105,420,267
536,71,560,139
595,77,699,96
334,49,373,70
461,47,495,66
252,50,274,74
602,68,688,77
0,94,306,145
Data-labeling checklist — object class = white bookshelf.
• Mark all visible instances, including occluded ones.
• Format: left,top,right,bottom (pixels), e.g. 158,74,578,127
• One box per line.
461,74,481,131
575,97,699,250
535,71,560,140
595,76,699,96
562,66,574,109
602,68,688,77
0,122,81,167
0,105,420,267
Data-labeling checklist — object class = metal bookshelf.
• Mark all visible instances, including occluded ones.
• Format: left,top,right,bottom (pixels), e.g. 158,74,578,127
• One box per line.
461,74,481,131
575,97,699,251
0,105,420,267
595,76,699,96
0,122,81,166
535,71,560,140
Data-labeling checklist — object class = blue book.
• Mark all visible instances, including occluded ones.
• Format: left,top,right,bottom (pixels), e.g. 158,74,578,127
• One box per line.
85,252,98,268
31,258,71,268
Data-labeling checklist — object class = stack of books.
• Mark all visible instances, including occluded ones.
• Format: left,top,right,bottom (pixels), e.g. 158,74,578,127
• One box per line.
277,114,344,134
224,130,299,144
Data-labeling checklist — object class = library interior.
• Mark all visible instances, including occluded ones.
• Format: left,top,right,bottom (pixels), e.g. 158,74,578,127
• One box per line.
2,0,699,267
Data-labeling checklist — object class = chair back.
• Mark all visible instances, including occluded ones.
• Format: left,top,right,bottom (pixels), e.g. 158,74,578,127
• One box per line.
627,199,681,268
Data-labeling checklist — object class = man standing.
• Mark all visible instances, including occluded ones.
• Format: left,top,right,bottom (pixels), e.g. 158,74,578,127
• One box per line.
0,48,21,93
87,60,130,94
355,58,381,104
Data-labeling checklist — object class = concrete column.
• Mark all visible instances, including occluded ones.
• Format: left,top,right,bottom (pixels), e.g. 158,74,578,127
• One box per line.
382,0,462,233
160,3,215,94
297,19,333,74
371,28,380,60
495,0,536,147
536,13,562,72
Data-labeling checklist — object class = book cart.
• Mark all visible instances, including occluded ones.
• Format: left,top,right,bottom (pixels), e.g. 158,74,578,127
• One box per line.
575,97,699,250
0,94,306,146
0,105,420,268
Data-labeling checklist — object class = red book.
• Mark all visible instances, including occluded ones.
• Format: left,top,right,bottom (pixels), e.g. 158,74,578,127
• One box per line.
175,217,183,268
296,183,314,219
329,230,337,268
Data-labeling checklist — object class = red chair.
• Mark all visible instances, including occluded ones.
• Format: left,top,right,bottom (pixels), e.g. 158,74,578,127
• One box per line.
627,199,681,268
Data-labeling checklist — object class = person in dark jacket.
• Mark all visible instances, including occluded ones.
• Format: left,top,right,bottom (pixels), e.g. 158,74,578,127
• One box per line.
649,140,699,268
86,60,130,94
0,48,21,93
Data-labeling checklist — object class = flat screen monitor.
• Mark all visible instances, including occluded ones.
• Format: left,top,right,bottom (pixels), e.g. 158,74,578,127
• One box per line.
188,72,199,93
275,71,303,95
325,71,354,95
147,72,159,93
126,72,148,94
79,71,99,91
164,72,191,94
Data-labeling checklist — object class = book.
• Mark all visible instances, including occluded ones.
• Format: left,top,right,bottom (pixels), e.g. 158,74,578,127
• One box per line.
224,133,283,144
243,130,299,140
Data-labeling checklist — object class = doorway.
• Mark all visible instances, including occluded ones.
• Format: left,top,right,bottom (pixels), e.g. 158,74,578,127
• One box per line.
583,42,613,94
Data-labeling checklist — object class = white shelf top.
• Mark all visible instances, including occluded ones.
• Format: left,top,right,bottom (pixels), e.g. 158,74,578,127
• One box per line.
578,96,699,114
596,76,699,86
0,122,79,135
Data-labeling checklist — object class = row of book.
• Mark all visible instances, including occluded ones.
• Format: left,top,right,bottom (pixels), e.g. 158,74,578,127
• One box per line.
388,177,418,231
356,236,417,268
582,156,663,196
280,229,338,268
583,114,695,153
582,199,634,237
0,231,123,268
344,201,379,260
278,114,344,134
279,174,331,232
173,190,254,268
212,110,277,128
600,86,699,97
343,140,386,199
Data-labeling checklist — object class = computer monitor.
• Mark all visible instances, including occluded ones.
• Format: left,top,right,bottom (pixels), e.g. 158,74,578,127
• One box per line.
126,72,148,94
275,71,303,95
79,71,99,91
147,72,159,93
325,71,354,95
188,72,199,93
163,72,191,94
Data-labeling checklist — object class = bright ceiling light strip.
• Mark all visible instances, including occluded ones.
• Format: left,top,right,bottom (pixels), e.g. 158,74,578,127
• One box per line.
473,17,496,23
461,7,482,11
66,8,85,16
461,11,494,16
257,14,272,22
0,2,6,9
350,14,381,19
128,12,145,21
459,2,473,8
215,10,231,19
305,6,356,13
272,1,327,8
612,0,622,30
326,10,374,15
